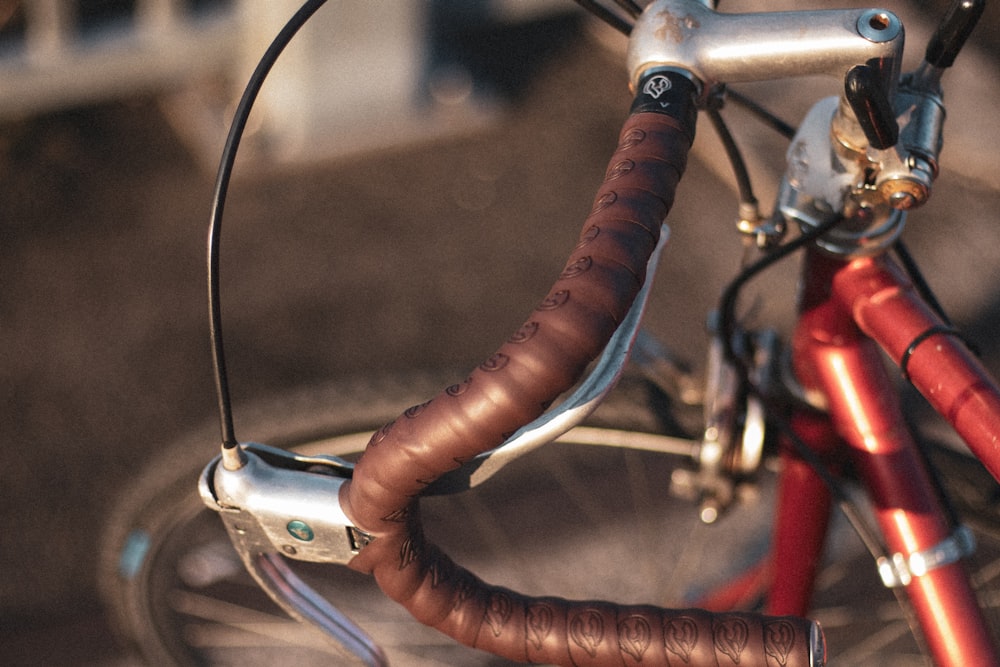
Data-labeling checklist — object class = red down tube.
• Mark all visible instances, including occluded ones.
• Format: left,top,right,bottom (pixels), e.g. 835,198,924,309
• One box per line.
787,249,999,666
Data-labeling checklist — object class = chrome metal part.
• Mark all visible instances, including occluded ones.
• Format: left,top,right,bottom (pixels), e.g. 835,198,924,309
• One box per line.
252,553,389,667
685,330,744,523
909,60,947,93
243,441,355,476
872,79,946,210
810,622,828,667
701,333,741,474
222,441,249,470
550,426,697,457
431,225,678,493
626,0,903,95
876,525,976,588
736,201,787,249
856,9,902,43
199,451,387,666
201,447,361,564
778,96,907,256
671,327,776,523
738,329,776,477
632,329,704,406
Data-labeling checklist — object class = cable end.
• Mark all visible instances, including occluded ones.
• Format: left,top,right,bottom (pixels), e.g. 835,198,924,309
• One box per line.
221,442,248,471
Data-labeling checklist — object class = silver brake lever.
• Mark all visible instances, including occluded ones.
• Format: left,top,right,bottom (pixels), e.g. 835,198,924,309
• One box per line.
199,447,387,666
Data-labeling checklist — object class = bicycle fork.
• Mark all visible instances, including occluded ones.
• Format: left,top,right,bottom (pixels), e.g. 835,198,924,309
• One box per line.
773,248,1000,666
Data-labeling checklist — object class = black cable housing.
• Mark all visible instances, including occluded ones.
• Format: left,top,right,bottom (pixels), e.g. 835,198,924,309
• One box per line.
612,0,643,18
572,0,633,35
727,88,797,140
718,216,842,370
706,105,758,211
893,240,952,326
207,0,329,448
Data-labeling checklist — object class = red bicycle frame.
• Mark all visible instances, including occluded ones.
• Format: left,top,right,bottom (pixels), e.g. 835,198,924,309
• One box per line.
766,247,1000,665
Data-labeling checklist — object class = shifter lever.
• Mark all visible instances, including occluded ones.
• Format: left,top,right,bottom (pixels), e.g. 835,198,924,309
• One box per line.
845,64,899,150
913,0,986,91
925,0,986,69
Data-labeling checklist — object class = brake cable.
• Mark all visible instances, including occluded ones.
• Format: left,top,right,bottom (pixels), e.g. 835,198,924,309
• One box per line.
207,0,329,448
572,0,633,35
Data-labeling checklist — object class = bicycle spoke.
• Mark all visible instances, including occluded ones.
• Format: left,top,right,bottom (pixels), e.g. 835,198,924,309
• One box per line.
829,621,918,665
182,622,340,652
171,589,309,631
170,589,351,659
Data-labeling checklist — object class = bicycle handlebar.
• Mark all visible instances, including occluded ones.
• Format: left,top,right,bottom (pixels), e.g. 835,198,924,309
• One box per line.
341,71,823,667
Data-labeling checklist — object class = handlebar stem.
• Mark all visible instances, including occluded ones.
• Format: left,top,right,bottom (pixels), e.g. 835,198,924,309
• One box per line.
626,0,904,96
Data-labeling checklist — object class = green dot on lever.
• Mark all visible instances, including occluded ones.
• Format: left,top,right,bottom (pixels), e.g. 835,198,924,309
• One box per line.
286,520,315,542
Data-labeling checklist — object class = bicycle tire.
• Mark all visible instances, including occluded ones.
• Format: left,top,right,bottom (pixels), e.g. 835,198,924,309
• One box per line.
98,372,1000,665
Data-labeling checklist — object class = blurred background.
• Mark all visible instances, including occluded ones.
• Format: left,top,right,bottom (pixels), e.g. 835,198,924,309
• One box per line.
1,0,997,664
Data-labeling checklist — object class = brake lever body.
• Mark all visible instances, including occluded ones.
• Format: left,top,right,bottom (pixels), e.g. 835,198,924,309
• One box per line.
199,446,386,666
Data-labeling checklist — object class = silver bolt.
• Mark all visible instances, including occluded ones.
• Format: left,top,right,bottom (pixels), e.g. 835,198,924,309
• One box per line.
890,190,918,209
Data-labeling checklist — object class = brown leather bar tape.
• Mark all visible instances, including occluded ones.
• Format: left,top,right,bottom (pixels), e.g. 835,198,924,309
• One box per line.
340,108,822,666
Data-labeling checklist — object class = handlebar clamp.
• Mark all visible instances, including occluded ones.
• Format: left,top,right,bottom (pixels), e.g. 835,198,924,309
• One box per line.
199,443,367,564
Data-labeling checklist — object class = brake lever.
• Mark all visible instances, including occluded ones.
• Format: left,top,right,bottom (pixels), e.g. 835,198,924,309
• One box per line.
199,445,388,666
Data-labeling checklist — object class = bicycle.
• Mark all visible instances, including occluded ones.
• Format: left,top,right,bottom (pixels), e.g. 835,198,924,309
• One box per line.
98,0,1000,665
